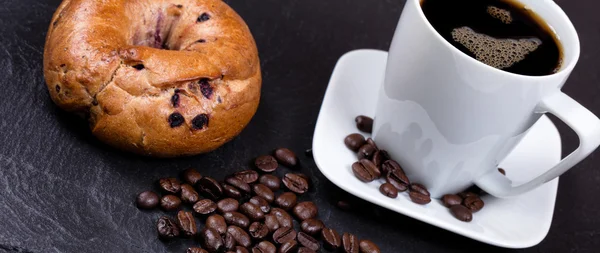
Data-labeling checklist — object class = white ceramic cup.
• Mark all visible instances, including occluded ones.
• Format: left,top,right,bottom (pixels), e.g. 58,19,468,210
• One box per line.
373,0,600,198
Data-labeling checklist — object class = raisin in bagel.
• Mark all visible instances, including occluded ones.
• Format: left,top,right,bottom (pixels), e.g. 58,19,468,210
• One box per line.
43,0,261,157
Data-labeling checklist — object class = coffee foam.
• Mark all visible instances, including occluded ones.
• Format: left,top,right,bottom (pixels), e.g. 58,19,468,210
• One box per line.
487,6,513,24
451,27,541,70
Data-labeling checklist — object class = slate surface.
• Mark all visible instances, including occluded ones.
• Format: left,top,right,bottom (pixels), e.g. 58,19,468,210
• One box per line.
0,0,599,252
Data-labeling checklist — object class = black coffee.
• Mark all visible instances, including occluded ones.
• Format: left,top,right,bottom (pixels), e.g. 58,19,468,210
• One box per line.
421,0,562,76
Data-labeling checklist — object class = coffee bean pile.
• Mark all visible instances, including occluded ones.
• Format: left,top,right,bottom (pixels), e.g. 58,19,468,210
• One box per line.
136,147,381,253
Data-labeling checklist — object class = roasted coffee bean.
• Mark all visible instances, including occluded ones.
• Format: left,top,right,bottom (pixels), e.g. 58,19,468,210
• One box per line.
344,133,366,152
226,176,252,194
293,202,318,221
187,248,208,253
357,144,376,160
297,247,316,253
234,170,259,184
273,227,297,244
181,184,200,204
249,196,271,213
282,173,308,194
498,168,506,175
253,241,276,253
342,233,359,253
159,178,181,194
223,212,250,229
409,183,430,196
136,191,159,209
296,173,312,189
359,240,380,253
193,199,217,215
366,138,379,150
217,198,239,213
336,200,352,211
234,246,250,253
352,161,377,182
157,216,180,240
379,183,398,198
300,219,324,236
385,166,410,191
255,155,279,173
206,214,227,235
160,195,182,211
259,174,281,191
223,183,243,199
279,240,298,253
371,150,390,168
249,222,269,240
270,208,293,228
177,210,197,237
322,228,342,251
360,159,381,178
409,191,431,205
225,232,236,251
275,192,297,211
201,228,224,253
182,168,203,185
198,177,223,200
240,202,265,221
382,160,409,184
458,191,478,199
463,196,485,212
297,232,320,251
228,225,252,248
264,214,280,233
441,194,463,207
355,115,374,133
253,184,275,203
450,205,473,222
274,148,298,167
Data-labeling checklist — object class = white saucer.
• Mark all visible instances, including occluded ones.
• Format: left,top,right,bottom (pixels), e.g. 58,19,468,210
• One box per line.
312,49,560,248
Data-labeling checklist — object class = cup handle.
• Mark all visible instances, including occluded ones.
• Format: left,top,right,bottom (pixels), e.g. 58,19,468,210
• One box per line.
475,91,600,197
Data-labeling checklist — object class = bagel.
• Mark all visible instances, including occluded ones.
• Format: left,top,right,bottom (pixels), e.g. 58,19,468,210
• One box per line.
43,0,261,157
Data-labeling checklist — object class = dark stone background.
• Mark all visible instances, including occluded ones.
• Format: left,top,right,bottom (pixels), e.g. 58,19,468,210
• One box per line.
0,0,598,252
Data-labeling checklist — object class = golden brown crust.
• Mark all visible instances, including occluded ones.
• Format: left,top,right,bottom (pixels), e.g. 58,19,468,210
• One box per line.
44,0,261,157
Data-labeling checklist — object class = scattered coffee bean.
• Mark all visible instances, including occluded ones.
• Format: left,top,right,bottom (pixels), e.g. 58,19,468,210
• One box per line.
255,155,279,173
498,168,506,175
182,168,203,185
198,177,223,200
223,183,243,199
225,176,252,194
385,164,410,191
275,192,297,211
463,196,485,212
160,195,182,211
352,161,378,182
458,191,478,199
225,232,236,251
193,199,217,215
279,240,298,253
159,178,181,194
206,214,227,235
366,138,379,150
409,191,431,205
187,247,208,253
217,198,240,213
359,159,381,178
300,219,324,236
342,233,360,253
234,246,250,253
228,225,252,248
322,228,342,251
441,194,463,208
234,170,260,184
248,222,269,240
223,212,251,229
181,184,200,204
264,214,280,233
259,174,281,191
249,196,271,213
136,191,159,210
273,227,297,244
382,160,410,184
344,133,366,152
409,183,430,196
201,228,224,253
253,184,275,203
274,148,298,167
282,173,308,194
357,144,376,160
359,240,380,253
177,210,198,237
371,150,390,168
157,216,180,240
450,205,473,222
240,202,265,221
271,208,293,226
297,247,316,253
297,232,320,251
379,183,398,198
355,115,374,133
293,202,318,221
336,200,352,211
253,241,276,253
